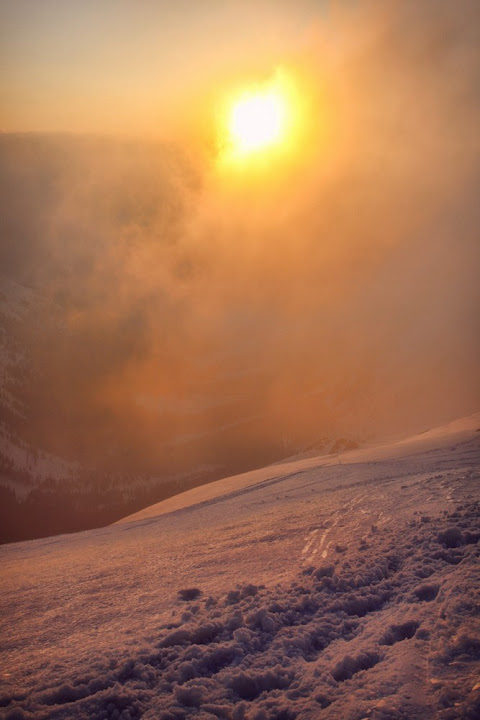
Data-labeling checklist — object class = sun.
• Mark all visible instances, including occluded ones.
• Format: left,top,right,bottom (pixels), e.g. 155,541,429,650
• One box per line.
216,68,313,176
229,89,287,155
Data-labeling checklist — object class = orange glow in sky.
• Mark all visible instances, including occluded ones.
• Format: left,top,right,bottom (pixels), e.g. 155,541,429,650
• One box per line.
0,0,316,137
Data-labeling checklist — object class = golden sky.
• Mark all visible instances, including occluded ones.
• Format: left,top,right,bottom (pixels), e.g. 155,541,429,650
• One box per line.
1,0,327,137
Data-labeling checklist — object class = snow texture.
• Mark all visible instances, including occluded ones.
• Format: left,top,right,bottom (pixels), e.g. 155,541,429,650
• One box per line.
0,414,479,719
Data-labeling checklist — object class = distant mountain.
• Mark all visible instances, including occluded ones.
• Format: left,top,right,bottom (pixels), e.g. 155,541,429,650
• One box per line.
0,271,362,543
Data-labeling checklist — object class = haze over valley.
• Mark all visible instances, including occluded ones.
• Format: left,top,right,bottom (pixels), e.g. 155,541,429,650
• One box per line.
1,2,479,540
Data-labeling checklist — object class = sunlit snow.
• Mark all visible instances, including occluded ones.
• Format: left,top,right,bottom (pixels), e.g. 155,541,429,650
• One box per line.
1,414,479,719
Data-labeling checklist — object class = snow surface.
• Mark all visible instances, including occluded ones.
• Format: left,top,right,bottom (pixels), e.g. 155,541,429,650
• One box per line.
1,414,479,719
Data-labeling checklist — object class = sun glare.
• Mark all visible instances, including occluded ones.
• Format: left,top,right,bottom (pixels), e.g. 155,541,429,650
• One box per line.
216,68,313,178
229,90,287,154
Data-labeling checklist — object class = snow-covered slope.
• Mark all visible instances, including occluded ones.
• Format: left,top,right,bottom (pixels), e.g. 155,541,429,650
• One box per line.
1,414,479,719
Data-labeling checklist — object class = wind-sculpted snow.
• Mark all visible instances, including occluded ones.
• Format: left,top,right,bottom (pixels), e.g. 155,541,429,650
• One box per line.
1,417,479,719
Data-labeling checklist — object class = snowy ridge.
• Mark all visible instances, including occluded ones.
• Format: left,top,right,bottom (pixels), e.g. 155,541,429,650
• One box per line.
118,413,479,525
0,414,479,719
0,275,77,484
0,426,80,488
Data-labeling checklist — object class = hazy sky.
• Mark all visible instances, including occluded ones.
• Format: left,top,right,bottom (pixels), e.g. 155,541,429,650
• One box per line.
1,0,328,135
1,1,479,473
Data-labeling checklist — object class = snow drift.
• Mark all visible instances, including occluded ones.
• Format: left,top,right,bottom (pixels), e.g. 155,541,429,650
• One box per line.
1,414,479,719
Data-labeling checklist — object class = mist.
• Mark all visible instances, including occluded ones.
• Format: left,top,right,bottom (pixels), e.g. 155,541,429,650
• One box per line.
1,0,479,485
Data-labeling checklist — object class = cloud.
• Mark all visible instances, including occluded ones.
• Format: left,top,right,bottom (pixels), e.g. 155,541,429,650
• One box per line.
1,1,479,476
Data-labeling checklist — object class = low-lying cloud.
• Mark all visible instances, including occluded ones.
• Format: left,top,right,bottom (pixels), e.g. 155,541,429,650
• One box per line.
1,0,479,479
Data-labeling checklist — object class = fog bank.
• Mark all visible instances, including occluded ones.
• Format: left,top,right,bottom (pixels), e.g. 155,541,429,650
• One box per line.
1,1,479,480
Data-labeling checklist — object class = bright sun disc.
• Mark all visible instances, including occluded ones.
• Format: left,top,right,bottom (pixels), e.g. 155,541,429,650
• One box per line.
229,90,287,155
